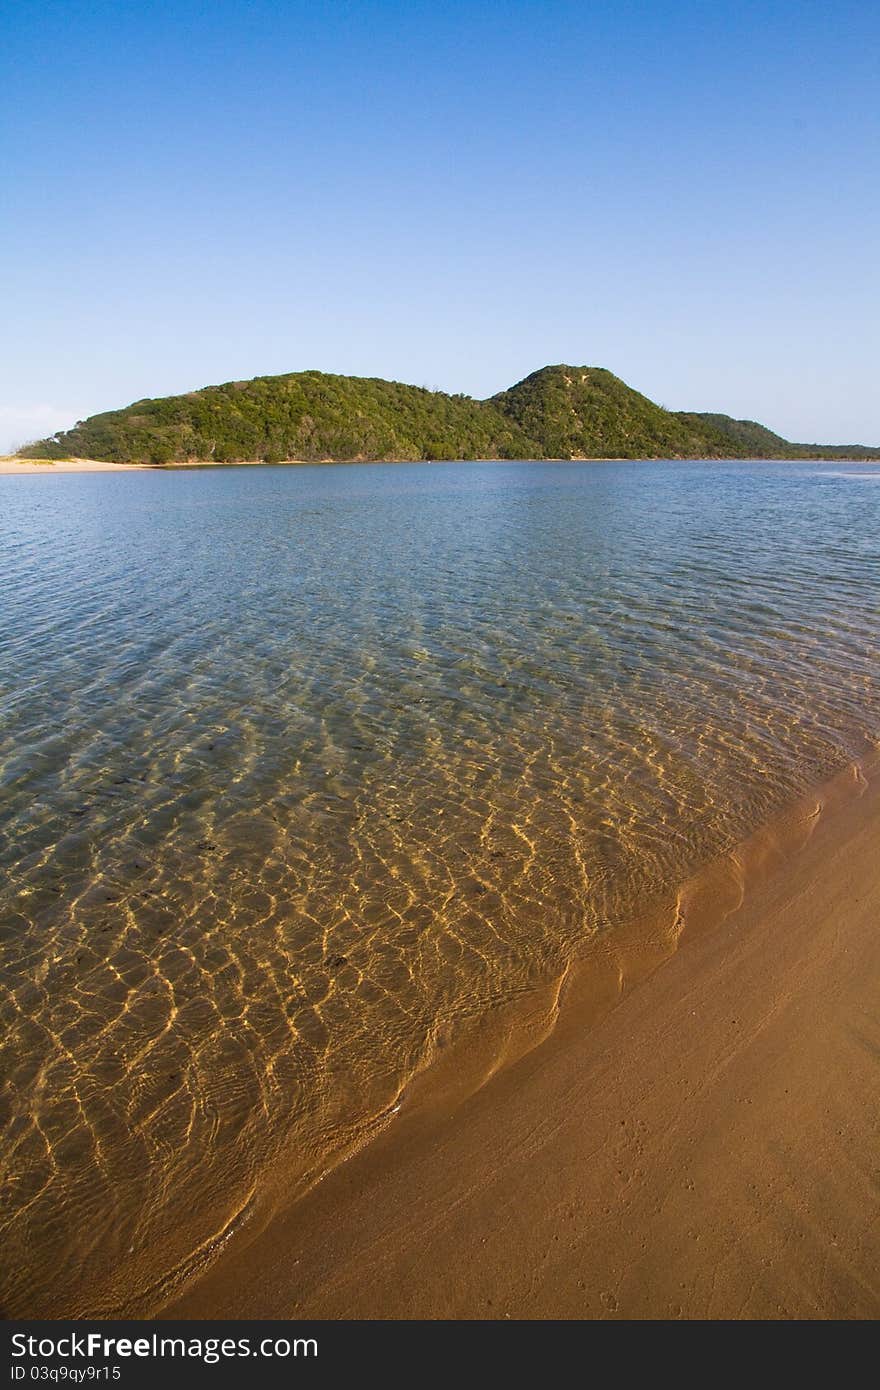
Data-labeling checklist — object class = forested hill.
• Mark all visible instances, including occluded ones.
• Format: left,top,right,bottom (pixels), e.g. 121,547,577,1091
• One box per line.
21,373,536,465
689,411,880,460
20,366,880,464
492,367,735,460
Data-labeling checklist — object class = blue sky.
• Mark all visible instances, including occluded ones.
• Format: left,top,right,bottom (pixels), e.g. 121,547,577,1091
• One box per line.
2,0,878,450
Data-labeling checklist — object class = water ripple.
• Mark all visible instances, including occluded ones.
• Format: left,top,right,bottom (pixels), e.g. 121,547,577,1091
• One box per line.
0,459,878,1314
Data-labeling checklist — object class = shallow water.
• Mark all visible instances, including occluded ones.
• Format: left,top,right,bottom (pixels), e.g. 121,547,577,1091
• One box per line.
1,459,878,1314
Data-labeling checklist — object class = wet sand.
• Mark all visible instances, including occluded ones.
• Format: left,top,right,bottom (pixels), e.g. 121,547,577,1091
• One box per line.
165,757,880,1320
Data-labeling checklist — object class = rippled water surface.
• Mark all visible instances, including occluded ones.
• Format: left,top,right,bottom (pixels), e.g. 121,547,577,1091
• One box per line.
1,459,878,1313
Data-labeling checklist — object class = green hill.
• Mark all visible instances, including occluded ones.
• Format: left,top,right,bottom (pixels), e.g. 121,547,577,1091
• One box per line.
689,413,880,460
492,366,737,459
19,365,880,463
689,412,792,455
20,372,538,465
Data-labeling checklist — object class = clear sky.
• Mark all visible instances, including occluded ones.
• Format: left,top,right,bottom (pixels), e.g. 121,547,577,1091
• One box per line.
2,0,878,451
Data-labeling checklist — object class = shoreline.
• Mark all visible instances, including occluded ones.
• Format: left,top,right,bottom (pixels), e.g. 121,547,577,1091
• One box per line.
4,455,880,476
159,750,880,1320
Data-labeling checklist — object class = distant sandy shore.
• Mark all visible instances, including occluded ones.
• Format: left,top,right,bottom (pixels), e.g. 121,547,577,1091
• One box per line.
0,457,152,474
165,754,880,1320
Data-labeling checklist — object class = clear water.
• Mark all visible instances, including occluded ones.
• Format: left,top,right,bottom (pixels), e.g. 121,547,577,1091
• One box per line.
1,459,878,1314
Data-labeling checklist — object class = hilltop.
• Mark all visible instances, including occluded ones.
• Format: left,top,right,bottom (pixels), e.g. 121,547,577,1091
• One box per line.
19,366,880,464
493,367,735,460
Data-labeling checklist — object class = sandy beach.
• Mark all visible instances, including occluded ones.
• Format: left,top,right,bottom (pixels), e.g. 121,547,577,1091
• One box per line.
163,756,880,1320
0,457,152,474
0,457,313,473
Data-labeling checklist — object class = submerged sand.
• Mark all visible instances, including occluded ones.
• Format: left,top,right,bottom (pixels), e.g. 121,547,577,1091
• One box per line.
165,757,880,1320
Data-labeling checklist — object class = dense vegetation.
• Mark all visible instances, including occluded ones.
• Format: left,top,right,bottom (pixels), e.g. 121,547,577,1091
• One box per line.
21,373,536,465
692,412,880,460
493,367,738,459
688,413,792,455
21,365,880,463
